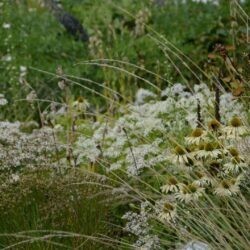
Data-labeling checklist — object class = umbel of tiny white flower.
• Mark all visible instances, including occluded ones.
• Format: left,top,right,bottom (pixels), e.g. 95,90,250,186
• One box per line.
10,173,20,183
175,183,204,203
161,176,179,193
3,23,11,29
223,116,248,138
26,90,37,102
0,94,8,106
185,127,206,145
158,202,177,222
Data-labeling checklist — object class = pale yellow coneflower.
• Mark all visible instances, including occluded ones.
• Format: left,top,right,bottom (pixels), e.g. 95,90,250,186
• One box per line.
195,142,222,159
158,202,177,222
72,96,89,111
185,128,207,145
227,147,244,162
161,176,179,193
208,119,221,132
193,170,212,187
175,183,204,203
227,147,240,158
223,116,248,138
170,145,189,165
224,156,247,174
221,147,246,173
213,178,240,197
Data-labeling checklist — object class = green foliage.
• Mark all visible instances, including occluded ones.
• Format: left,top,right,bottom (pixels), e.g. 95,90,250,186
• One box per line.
0,168,118,249
1,0,250,120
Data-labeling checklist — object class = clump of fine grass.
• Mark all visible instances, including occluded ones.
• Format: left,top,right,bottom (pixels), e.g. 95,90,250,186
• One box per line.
0,168,119,249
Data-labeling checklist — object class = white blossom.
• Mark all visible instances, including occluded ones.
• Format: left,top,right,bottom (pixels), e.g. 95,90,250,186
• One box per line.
135,88,157,105
74,136,101,164
1,54,12,62
0,122,66,171
0,94,8,106
3,23,11,29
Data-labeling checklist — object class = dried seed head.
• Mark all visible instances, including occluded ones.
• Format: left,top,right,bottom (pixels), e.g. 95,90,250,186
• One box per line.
174,145,186,155
208,119,221,131
198,143,205,150
230,117,242,127
195,171,205,179
58,80,66,90
231,21,238,28
168,176,178,185
208,161,221,175
191,128,203,137
231,156,241,164
77,96,84,103
26,91,37,102
163,202,175,213
228,147,239,157
204,142,214,152
183,183,198,194
221,180,230,189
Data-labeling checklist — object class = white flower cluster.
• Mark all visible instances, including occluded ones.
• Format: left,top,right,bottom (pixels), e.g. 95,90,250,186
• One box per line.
134,235,161,250
19,65,27,84
161,83,245,128
74,136,101,164
122,202,160,249
0,94,8,106
74,116,167,175
131,83,245,131
0,121,65,171
2,23,11,29
125,142,164,175
73,83,246,176
135,8,151,37
135,88,157,105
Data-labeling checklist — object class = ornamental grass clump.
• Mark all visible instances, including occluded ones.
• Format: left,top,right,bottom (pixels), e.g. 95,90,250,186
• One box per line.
0,168,118,249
